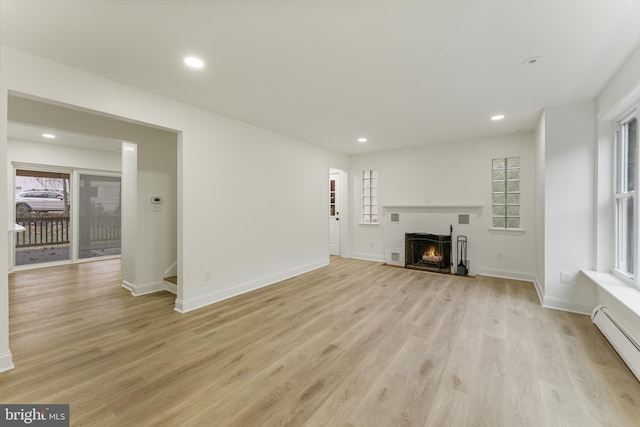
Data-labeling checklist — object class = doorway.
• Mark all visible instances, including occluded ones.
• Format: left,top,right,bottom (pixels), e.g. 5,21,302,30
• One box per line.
329,168,347,257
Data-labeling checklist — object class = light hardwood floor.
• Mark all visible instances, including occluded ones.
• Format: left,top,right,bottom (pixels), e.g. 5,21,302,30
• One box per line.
2,258,640,426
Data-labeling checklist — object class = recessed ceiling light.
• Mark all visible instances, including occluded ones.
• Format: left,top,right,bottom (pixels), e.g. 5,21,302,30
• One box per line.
357,137,368,143
184,56,204,69
42,133,56,139
521,56,541,66
491,115,505,121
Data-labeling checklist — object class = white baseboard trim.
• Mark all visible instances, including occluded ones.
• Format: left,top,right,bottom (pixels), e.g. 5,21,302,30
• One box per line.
122,280,133,292
542,296,594,316
476,268,537,284
122,280,166,296
0,351,15,373
532,276,544,306
174,259,328,313
477,268,545,306
477,269,592,314
350,252,386,263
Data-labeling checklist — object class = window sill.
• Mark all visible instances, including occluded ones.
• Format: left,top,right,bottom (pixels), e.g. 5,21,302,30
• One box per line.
582,270,640,317
358,222,380,226
488,227,525,235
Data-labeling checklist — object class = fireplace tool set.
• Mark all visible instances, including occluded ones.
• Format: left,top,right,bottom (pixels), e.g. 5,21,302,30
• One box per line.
456,235,468,276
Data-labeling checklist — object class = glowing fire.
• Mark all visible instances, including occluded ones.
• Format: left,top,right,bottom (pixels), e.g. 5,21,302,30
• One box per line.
422,246,441,263
424,247,438,257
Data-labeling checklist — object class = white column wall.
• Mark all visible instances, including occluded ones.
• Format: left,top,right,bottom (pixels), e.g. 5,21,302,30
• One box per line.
121,142,138,290
0,46,13,372
542,100,597,314
534,113,546,297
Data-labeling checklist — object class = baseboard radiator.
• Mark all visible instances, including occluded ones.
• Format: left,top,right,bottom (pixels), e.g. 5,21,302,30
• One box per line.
591,305,640,382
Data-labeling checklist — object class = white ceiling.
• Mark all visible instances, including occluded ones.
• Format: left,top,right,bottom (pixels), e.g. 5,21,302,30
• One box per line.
1,0,639,154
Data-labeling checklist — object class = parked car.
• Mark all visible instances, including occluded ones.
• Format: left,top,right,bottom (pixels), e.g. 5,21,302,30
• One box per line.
15,190,67,213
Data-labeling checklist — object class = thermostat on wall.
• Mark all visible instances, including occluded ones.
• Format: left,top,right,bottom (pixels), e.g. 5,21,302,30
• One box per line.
150,196,163,204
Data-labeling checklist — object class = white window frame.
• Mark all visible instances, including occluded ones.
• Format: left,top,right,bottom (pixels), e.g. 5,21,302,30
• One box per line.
614,106,640,288
361,170,379,224
491,157,521,230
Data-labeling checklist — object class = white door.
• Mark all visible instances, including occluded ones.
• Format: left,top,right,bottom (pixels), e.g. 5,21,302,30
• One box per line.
329,172,340,256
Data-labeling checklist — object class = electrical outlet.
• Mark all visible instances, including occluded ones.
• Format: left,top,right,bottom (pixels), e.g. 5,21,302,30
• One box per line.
496,251,503,260
204,270,211,281
560,271,571,284
369,241,374,248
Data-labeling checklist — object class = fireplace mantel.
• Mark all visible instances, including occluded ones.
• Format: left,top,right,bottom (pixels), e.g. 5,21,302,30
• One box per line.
382,204,483,211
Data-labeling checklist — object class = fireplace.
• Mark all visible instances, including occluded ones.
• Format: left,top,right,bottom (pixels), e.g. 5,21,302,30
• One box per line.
405,232,452,273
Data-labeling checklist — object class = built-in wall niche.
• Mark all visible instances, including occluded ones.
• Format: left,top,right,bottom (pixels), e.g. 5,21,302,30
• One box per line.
382,205,482,275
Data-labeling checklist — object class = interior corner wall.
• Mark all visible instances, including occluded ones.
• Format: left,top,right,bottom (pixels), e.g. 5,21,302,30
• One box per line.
542,99,597,314
534,112,546,297
0,46,349,318
595,120,615,272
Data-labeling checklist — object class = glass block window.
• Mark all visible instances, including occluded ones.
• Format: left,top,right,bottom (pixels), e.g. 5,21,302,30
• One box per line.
362,170,379,223
492,157,520,229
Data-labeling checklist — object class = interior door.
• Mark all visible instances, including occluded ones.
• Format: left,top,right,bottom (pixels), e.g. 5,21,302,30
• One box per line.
329,172,340,256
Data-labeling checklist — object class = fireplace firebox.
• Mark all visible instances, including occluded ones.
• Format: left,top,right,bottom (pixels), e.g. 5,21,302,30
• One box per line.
405,232,452,273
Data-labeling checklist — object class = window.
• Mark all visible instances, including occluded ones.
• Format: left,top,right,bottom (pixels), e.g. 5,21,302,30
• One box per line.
362,170,379,223
492,157,520,229
615,112,638,280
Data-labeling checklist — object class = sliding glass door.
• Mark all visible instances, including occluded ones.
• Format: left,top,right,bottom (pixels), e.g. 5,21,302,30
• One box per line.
14,168,71,266
77,173,121,259
13,167,121,268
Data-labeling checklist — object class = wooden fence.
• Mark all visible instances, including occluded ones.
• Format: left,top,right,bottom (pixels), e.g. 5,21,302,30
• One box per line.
15,216,121,248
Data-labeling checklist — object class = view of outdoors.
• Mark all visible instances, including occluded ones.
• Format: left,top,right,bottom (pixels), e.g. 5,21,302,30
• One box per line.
78,174,121,260
14,169,121,266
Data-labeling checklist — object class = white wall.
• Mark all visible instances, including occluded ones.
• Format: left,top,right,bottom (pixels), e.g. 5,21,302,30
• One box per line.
135,136,177,292
349,133,536,281
7,139,121,172
542,100,597,314
598,44,640,119
0,47,348,327
595,120,615,272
